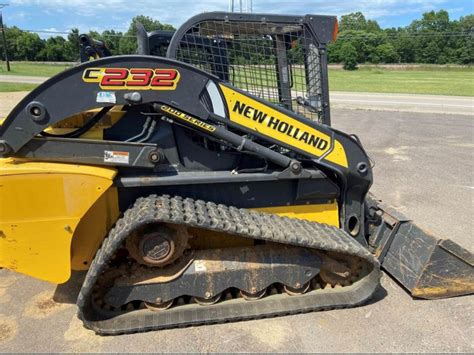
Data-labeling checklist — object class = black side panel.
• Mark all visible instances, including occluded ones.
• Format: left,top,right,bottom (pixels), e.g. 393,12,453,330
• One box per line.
117,177,339,212
173,127,240,171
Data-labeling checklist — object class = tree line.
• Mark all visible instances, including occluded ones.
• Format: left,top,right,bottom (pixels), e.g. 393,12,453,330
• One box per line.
0,16,174,62
329,10,473,69
0,11,472,69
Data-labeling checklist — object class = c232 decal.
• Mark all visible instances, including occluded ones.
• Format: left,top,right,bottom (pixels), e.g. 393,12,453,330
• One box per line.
82,67,180,90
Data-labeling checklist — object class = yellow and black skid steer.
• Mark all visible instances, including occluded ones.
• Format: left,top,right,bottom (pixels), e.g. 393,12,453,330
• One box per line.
0,12,472,335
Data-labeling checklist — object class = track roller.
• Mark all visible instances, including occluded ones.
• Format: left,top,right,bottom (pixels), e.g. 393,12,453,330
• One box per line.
240,288,267,300
145,300,174,311
284,282,310,295
193,293,222,305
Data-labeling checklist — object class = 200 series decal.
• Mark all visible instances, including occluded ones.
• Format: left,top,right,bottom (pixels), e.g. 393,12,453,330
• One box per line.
82,68,180,90
160,105,217,133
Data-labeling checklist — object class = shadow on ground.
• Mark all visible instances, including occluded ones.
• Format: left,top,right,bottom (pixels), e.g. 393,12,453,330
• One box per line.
53,271,86,304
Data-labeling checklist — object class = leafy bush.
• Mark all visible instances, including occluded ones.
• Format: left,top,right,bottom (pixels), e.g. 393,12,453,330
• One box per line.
341,43,358,70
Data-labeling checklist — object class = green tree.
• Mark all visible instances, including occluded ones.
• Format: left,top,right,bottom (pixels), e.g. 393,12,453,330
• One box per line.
66,28,80,61
339,12,368,31
340,42,358,70
410,10,450,32
375,43,399,63
407,10,452,63
1,26,22,61
14,31,44,60
129,15,175,32
366,20,381,33
101,29,122,55
2,11,471,64
454,15,474,64
119,15,175,54
393,32,416,63
40,36,68,61
331,30,385,63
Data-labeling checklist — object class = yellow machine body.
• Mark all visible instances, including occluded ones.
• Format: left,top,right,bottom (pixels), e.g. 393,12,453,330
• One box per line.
0,158,118,283
257,202,339,226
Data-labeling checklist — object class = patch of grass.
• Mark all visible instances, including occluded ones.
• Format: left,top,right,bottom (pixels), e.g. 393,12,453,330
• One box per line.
328,67,474,96
0,82,38,92
0,62,72,77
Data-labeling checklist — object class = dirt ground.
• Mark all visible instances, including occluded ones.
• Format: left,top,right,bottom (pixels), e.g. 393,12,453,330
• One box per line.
0,92,29,118
0,95,473,352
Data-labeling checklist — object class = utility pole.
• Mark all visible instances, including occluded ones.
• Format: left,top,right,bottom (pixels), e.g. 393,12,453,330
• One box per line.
228,0,253,13
0,4,10,72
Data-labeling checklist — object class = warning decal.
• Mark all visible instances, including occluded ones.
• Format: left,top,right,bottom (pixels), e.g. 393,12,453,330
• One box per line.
104,150,129,164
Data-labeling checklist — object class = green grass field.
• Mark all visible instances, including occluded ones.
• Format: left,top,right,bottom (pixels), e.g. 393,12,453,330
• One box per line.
328,67,474,96
0,62,472,96
0,82,38,92
0,62,72,77
233,65,473,97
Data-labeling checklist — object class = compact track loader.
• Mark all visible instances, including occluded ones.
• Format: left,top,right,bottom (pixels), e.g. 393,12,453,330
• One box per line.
0,12,472,335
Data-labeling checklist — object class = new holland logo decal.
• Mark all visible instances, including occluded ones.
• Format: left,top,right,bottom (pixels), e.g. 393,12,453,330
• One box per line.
232,101,329,151
82,67,180,90
219,84,348,168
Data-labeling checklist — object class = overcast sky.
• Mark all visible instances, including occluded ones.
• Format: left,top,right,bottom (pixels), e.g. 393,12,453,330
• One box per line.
3,0,473,36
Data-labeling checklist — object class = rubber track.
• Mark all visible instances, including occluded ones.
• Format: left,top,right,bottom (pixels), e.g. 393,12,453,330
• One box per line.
77,195,381,335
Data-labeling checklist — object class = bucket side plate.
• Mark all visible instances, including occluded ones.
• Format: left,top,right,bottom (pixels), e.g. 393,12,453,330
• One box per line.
368,195,474,299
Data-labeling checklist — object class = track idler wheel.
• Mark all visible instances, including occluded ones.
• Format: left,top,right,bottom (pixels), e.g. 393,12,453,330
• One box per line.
126,224,190,267
284,282,310,296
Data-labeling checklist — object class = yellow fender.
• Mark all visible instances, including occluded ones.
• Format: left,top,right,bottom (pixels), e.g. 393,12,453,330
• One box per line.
0,159,119,283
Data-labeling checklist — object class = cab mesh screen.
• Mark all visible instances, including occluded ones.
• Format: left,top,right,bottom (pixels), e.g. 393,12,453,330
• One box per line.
170,19,324,122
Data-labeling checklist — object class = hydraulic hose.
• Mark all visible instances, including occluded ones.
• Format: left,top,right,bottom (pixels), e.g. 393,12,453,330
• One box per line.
40,106,112,139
